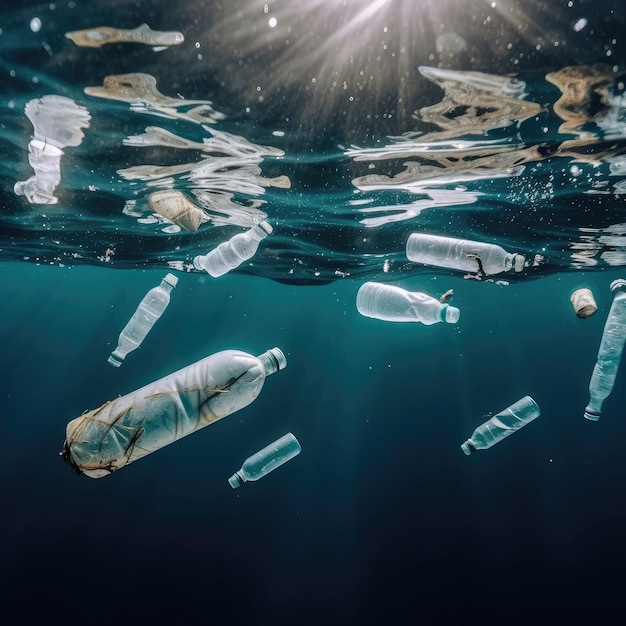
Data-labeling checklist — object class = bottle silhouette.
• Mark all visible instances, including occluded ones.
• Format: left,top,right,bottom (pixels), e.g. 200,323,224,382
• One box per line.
193,221,273,277
63,347,287,478
228,432,301,488
461,395,541,455
356,281,460,325
406,233,525,275
584,279,626,421
108,273,178,367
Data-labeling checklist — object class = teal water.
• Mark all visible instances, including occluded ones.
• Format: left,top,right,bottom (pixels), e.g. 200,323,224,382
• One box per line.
3,1,626,624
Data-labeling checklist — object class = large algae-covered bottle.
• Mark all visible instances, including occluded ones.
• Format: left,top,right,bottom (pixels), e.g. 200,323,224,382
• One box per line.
62,347,287,478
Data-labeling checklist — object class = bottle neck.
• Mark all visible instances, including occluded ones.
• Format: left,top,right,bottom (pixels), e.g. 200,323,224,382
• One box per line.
256,347,287,376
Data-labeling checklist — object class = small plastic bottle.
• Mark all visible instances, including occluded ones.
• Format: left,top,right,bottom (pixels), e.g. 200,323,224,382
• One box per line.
461,395,541,455
406,233,525,275
63,347,287,478
356,281,460,325
584,279,626,421
228,432,301,489
108,273,178,367
193,221,273,277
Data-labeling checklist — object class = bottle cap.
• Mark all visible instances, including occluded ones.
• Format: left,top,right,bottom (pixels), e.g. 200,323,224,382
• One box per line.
583,408,600,421
228,472,243,489
513,254,526,272
257,220,273,236
610,278,626,294
163,273,179,288
443,305,460,324
461,440,474,455
107,352,123,367
257,347,287,376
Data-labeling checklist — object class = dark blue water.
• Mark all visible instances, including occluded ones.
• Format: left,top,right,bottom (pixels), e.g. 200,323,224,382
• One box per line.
3,1,626,624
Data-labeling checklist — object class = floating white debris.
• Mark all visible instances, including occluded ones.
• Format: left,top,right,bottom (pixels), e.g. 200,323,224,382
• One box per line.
65,23,184,48
14,95,91,204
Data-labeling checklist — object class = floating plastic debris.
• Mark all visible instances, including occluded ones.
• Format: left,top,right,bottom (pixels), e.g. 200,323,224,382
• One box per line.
406,233,525,277
84,73,224,124
229,433,301,488
109,273,178,367
148,190,209,232
63,348,287,478
356,282,460,325
14,95,91,205
193,221,273,277
65,23,184,48
461,396,541,455
584,279,626,421
570,287,597,318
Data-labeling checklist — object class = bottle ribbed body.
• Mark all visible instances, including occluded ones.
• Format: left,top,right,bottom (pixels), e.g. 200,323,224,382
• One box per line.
356,281,459,325
406,233,525,275
461,396,541,455
584,280,626,421
228,433,301,488
193,221,272,277
108,274,178,367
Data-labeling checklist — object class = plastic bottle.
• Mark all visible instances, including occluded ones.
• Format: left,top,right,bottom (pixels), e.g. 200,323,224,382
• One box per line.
584,279,626,421
193,221,273,277
406,233,526,275
63,347,287,478
108,273,178,367
228,432,301,488
356,281,460,325
461,395,541,455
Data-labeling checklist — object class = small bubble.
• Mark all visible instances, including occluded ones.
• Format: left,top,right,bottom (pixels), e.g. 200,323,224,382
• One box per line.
268,17,277,28
30,17,42,32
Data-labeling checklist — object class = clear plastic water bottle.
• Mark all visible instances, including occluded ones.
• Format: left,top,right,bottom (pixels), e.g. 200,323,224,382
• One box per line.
584,278,626,421
63,347,287,478
193,221,273,277
108,273,178,367
406,233,525,275
461,395,541,455
228,432,301,489
356,281,460,325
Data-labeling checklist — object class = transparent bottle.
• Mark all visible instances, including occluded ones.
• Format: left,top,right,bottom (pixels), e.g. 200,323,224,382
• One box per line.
63,347,287,478
193,221,273,277
461,395,541,455
356,281,460,325
228,432,301,489
108,273,178,367
406,233,526,275
584,279,626,421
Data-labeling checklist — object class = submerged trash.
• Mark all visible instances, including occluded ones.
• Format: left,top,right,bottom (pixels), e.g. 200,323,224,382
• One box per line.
193,221,273,277
356,281,460,325
65,23,184,49
63,347,287,478
461,395,541,455
228,432,301,489
406,233,525,277
14,95,91,205
148,190,209,232
570,287,598,318
108,273,178,367
584,279,626,421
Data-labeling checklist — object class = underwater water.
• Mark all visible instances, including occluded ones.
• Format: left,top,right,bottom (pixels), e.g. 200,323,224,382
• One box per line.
2,0,626,623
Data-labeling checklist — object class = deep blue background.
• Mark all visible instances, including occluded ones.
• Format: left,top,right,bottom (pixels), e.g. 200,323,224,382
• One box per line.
1,262,626,624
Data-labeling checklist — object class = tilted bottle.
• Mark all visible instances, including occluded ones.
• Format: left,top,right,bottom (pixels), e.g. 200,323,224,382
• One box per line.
63,347,287,478
584,279,626,421
406,233,525,275
228,432,301,488
108,273,178,367
356,281,460,325
461,395,541,455
193,221,273,277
